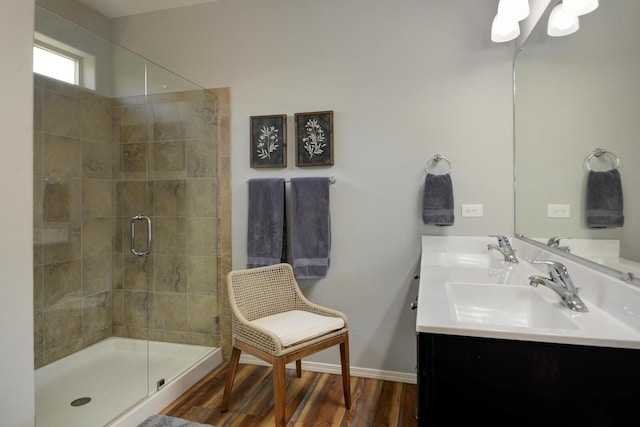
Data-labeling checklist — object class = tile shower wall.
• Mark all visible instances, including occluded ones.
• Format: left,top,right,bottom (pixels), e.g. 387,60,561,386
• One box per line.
33,74,227,368
33,74,113,368
111,89,220,347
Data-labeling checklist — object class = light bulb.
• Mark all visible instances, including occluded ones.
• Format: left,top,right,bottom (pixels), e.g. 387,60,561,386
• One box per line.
491,13,520,43
547,4,580,37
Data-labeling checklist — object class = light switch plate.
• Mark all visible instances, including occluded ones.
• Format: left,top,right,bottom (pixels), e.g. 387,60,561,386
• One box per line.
461,204,483,217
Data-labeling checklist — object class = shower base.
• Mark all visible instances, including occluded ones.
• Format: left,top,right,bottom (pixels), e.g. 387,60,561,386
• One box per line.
35,337,222,427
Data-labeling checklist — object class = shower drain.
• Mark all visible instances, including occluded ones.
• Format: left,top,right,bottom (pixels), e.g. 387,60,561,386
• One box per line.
70,397,91,407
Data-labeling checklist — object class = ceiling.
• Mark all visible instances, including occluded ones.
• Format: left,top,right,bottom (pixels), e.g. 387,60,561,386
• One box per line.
76,0,219,18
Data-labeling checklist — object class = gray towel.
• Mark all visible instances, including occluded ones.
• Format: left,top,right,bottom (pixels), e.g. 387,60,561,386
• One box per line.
247,178,286,268
422,173,454,226
290,177,331,279
586,169,624,228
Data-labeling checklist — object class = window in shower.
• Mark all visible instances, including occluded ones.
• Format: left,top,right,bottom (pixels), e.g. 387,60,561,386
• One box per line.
33,32,96,90
33,43,79,85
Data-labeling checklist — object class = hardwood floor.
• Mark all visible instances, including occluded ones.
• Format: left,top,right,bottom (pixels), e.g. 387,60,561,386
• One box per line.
162,362,418,426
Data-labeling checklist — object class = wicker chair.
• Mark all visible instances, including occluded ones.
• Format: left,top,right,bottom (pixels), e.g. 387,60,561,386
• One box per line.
221,263,351,426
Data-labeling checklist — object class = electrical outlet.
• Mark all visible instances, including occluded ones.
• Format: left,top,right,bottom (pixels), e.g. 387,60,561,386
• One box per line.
547,204,570,218
461,204,483,218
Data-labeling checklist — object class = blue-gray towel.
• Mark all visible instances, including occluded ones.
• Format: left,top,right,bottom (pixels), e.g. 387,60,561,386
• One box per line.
586,169,624,228
290,177,331,279
422,173,454,226
247,178,286,268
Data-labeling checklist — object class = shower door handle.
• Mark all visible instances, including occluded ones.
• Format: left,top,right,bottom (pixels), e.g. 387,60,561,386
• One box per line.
130,215,152,257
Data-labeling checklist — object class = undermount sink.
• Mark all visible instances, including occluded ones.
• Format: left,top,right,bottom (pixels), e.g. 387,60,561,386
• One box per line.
419,236,640,350
445,282,580,330
424,252,493,268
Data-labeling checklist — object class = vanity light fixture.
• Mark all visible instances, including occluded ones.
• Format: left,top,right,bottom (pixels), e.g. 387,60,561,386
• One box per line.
491,0,530,43
547,3,580,37
563,0,598,16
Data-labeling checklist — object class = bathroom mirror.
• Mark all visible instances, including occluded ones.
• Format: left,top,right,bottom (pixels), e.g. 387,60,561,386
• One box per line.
514,0,640,280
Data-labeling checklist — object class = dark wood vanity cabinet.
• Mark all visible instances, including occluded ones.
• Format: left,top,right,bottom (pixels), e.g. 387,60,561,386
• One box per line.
417,333,640,427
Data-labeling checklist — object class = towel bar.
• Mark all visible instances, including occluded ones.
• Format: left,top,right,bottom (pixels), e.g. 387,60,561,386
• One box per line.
246,177,336,184
425,154,452,175
285,176,336,184
584,148,619,171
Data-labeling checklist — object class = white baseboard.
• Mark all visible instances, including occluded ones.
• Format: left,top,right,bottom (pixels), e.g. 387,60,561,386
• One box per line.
239,354,417,384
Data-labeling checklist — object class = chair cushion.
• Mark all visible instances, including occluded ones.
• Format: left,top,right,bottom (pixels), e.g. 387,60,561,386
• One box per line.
251,310,345,347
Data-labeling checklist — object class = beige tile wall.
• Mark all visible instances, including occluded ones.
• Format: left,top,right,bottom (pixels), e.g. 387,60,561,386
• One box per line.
111,88,225,348
33,74,230,368
213,88,232,361
34,75,113,368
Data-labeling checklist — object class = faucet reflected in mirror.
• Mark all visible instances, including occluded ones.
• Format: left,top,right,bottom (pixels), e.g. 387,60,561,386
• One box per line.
514,0,640,283
547,236,571,253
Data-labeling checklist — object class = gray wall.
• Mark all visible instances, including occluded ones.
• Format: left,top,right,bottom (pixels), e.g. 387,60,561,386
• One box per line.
36,0,112,40
111,0,515,375
0,0,36,425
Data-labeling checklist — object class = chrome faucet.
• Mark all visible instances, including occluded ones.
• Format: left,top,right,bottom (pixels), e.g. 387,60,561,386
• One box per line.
487,235,519,263
546,236,572,253
528,260,588,312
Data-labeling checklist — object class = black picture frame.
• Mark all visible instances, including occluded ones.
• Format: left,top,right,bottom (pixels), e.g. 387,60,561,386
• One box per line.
295,110,334,167
250,114,287,168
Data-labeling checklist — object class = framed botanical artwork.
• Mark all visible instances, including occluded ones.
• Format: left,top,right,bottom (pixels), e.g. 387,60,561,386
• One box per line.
250,114,287,168
295,110,334,167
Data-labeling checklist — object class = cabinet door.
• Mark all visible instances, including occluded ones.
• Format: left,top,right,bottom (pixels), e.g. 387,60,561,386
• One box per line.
418,333,640,427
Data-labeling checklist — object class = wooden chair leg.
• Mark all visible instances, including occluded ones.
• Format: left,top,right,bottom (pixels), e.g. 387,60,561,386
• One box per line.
340,334,352,409
295,359,302,378
220,346,241,412
272,357,287,427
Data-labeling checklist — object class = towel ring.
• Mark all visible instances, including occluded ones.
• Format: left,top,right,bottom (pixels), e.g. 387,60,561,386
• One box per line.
584,148,620,172
425,154,452,175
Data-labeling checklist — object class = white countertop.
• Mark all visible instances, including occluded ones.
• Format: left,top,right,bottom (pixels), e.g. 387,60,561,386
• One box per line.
416,236,640,349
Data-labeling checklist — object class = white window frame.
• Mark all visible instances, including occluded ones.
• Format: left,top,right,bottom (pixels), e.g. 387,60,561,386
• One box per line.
33,32,96,90
33,41,82,85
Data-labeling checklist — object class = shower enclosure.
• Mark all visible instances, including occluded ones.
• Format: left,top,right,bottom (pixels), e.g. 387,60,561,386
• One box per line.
33,6,227,426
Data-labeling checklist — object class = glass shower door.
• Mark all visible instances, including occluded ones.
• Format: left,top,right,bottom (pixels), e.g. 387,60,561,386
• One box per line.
33,7,153,426
142,59,219,394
